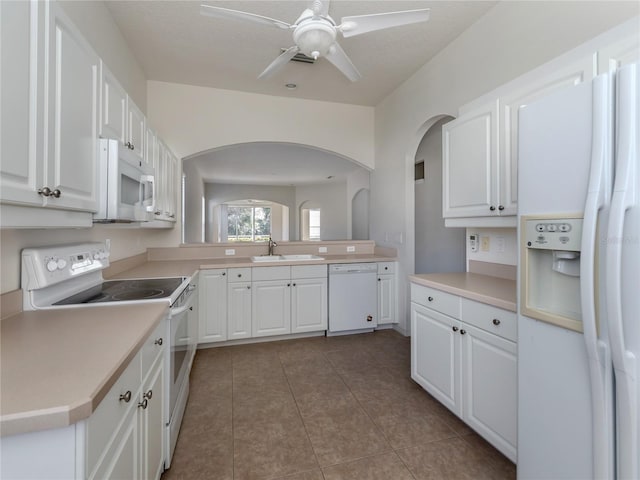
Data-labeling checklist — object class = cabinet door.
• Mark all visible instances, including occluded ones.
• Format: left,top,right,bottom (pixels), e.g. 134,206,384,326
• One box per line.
127,98,145,163
252,280,291,337
499,56,593,216
198,269,227,343
154,141,167,219
145,127,157,169
90,402,139,480
443,101,498,218
140,357,164,480
461,323,517,462
291,277,327,333
44,1,99,212
0,0,43,206
377,274,396,324
165,151,177,221
228,282,252,340
99,62,127,146
411,303,461,416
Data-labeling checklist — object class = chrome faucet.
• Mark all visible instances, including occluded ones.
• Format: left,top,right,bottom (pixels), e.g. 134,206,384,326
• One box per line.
268,236,278,256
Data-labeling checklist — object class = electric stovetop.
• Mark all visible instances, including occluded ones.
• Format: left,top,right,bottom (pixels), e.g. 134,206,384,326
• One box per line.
54,277,185,305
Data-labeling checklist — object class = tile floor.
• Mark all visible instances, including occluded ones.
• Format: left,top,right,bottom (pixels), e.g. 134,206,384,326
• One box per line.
161,330,516,480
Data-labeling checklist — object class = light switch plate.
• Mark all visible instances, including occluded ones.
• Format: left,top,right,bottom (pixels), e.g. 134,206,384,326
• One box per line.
225,249,235,256
480,236,490,252
318,246,328,253
347,246,356,253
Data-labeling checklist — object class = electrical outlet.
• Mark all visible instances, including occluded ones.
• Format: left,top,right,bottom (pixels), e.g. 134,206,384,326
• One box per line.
347,246,356,253
318,246,328,253
480,236,490,252
225,249,235,256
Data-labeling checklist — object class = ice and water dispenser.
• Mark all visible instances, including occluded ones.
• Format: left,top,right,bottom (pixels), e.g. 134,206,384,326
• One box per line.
521,216,584,332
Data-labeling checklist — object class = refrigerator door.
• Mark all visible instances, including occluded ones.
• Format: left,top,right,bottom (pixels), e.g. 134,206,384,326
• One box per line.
606,62,639,480
517,80,598,479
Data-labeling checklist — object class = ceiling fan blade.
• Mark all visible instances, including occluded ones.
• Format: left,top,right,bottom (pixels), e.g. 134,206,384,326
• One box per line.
339,8,430,38
200,4,292,30
325,42,361,82
258,46,300,79
308,0,330,17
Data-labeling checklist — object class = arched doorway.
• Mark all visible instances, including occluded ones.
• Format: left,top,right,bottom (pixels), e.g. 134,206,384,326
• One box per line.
351,188,369,240
414,116,465,273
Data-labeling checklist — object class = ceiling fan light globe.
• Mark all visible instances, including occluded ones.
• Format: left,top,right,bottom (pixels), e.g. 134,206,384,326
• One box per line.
293,21,336,59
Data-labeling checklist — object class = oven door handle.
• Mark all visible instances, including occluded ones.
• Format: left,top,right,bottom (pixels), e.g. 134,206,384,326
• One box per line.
170,303,192,316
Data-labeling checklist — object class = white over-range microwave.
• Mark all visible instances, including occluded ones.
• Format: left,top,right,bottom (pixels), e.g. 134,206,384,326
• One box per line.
94,138,155,223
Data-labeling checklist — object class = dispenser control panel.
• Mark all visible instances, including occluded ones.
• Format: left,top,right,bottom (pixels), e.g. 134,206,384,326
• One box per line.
525,217,583,251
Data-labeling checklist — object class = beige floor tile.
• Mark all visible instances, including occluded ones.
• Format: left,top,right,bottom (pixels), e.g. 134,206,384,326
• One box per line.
322,452,415,480
377,413,458,450
270,469,324,480
396,436,514,480
302,404,391,467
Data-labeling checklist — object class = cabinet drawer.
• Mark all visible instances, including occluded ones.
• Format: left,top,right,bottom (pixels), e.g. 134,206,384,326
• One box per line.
252,266,291,281
86,350,141,474
140,318,166,381
411,283,461,319
377,262,396,274
461,298,517,342
291,264,327,279
228,267,252,282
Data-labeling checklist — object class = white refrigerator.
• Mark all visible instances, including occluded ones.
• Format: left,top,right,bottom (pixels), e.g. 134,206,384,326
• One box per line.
517,62,639,479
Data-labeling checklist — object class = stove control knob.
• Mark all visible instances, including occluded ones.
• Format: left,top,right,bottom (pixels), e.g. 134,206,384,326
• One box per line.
94,252,100,260
57,259,67,269
47,259,58,272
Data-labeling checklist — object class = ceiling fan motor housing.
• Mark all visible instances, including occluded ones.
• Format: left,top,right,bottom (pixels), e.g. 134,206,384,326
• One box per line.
293,16,337,60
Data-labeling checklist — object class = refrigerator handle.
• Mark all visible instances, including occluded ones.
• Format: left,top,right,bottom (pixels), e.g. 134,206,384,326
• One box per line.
606,63,639,480
580,72,614,480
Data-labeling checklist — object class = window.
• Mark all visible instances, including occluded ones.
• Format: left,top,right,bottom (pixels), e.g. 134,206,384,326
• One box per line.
301,207,321,241
227,206,271,242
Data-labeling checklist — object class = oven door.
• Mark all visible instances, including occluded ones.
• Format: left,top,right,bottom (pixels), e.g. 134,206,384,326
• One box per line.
168,289,196,419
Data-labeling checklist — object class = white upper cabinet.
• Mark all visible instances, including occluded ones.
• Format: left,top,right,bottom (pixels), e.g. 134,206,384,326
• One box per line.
443,55,593,227
597,33,640,74
99,62,145,163
44,1,100,212
0,0,43,207
443,101,498,220
99,62,127,146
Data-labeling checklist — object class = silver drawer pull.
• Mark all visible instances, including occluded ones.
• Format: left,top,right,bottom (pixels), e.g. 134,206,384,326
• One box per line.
119,390,132,403
452,326,459,332
428,296,434,302
492,318,501,326
460,329,466,335
154,338,163,346
138,399,148,410
144,390,153,400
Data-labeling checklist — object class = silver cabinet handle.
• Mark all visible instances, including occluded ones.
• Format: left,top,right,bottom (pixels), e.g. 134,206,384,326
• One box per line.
144,390,153,400
428,296,433,302
138,398,148,409
492,318,501,326
498,205,505,211
50,189,61,198
452,326,459,332
38,187,52,197
154,338,163,346
460,329,467,335
119,390,132,403
247,285,251,289
489,206,496,211
189,306,193,311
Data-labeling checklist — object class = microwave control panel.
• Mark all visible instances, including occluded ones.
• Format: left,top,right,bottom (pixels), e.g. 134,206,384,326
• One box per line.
524,217,583,252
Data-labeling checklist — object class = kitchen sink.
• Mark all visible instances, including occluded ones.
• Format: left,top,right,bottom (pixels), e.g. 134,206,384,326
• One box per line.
250,254,324,262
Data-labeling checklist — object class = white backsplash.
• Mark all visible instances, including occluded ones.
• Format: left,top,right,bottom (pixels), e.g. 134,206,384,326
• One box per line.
466,228,518,267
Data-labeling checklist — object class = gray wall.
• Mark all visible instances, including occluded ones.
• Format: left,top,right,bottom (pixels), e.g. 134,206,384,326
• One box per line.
414,117,465,274
295,183,348,240
352,189,369,240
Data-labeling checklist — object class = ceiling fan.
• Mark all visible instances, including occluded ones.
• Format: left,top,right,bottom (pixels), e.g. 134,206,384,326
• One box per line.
200,0,430,82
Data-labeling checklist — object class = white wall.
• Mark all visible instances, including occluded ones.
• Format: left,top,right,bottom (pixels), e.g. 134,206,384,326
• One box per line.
296,183,349,240
58,1,147,111
373,3,639,334
466,228,519,267
414,117,466,274
146,81,375,169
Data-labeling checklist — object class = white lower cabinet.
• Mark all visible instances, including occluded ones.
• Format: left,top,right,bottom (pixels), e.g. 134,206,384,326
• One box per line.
198,269,228,343
377,262,397,325
410,282,517,462
227,280,252,340
291,268,327,333
252,267,292,337
0,318,167,480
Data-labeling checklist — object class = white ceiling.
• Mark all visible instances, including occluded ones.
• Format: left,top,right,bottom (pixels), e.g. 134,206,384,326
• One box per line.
105,0,497,106
185,142,367,185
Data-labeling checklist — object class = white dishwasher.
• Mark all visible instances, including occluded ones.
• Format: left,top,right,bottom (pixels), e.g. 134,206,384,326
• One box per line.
328,263,378,335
